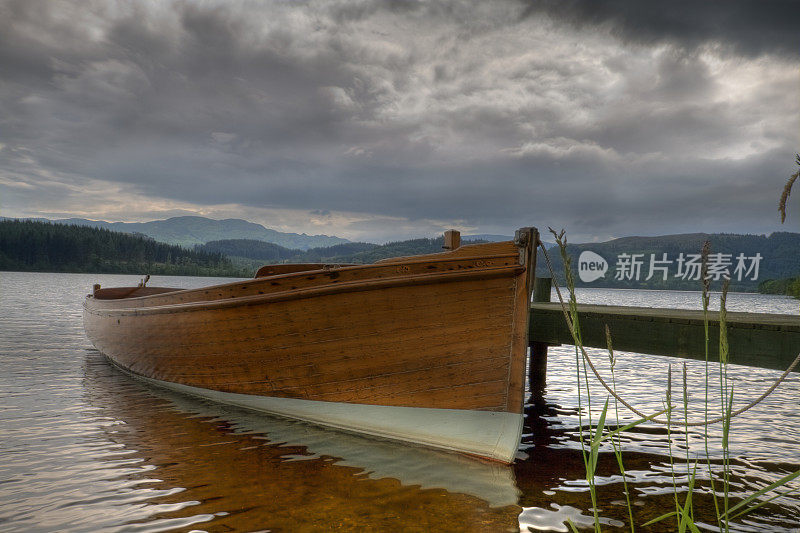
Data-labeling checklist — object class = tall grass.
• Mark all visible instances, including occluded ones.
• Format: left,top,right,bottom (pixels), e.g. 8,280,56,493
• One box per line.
546,228,800,531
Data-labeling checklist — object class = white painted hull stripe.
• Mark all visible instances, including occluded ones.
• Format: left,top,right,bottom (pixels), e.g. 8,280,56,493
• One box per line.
113,363,523,463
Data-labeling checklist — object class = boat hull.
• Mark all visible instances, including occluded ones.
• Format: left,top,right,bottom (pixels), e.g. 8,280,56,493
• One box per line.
109,360,524,462
83,233,538,463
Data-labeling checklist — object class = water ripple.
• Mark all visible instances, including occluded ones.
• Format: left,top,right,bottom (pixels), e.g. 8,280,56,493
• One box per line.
1,273,798,531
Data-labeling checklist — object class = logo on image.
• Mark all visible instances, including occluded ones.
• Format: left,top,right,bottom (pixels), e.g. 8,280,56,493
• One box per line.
578,251,608,282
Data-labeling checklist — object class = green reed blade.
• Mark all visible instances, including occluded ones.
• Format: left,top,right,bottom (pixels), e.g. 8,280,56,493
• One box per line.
722,385,734,450
596,407,670,444
642,510,678,526
722,468,800,518
588,399,610,480
727,484,800,521
678,465,699,533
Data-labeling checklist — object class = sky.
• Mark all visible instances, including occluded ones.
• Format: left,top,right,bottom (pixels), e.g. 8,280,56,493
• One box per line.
1,0,798,243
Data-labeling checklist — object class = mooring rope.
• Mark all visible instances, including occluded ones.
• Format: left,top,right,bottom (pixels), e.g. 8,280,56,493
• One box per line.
537,240,800,427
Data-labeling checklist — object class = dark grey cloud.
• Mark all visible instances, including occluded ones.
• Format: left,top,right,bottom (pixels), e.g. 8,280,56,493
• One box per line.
520,0,800,58
0,0,797,242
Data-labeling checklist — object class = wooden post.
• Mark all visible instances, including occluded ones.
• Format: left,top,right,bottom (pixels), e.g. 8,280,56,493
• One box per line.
443,230,461,250
529,276,551,402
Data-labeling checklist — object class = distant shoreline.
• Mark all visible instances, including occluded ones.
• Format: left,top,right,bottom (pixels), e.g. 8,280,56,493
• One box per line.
0,269,248,279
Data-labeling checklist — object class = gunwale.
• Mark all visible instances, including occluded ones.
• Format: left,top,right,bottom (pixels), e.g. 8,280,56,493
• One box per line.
85,265,523,316
87,247,522,312
89,241,520,306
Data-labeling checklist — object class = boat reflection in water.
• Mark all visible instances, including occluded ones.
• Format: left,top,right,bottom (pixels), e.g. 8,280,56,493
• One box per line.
83,350,522,531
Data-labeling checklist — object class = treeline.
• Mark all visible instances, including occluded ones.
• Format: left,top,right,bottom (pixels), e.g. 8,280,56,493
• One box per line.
195,237,455,268
0,220,250,277
759,277,800,298
197,239,379,263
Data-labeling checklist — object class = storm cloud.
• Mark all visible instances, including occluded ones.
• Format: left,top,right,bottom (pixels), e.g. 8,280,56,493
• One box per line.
1,0,797,241
520,0,800,59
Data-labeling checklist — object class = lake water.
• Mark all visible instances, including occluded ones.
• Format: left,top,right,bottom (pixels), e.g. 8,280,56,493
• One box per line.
1,271,799,532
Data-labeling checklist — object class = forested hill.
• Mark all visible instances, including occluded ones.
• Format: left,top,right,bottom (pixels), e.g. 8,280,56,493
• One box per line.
536,231,800,293
198,232,800,294
0,220,472,277
5,219,798,294
198,239,379,263
43,216,349,249
0,220,249,277
195,237,452,266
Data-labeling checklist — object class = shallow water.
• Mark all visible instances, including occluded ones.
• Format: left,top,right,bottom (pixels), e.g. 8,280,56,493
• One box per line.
1,271,798,531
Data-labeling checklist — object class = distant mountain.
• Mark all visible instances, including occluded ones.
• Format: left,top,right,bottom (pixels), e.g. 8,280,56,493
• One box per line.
462,233,556,248
328,237,449,263
536,232,800,292
197,236,497,272
195,238,446,268
198,239,379,263
44,216,350,250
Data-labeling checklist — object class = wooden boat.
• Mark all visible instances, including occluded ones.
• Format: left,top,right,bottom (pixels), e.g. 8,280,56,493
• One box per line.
83,228,539,463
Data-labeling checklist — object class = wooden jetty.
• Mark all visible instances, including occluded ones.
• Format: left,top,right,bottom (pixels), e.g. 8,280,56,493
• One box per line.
528,277,800,386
